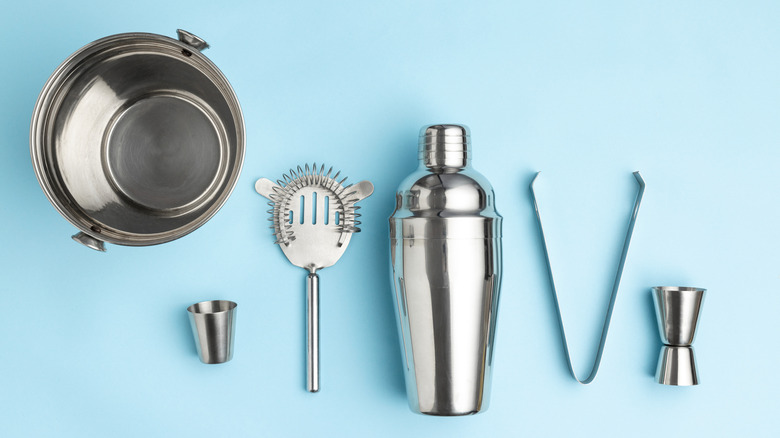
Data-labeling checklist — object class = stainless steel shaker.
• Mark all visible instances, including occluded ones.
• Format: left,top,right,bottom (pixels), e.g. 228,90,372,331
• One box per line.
389,124,502,415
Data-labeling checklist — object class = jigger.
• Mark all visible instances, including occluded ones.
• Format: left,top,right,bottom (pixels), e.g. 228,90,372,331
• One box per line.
652,287,706,386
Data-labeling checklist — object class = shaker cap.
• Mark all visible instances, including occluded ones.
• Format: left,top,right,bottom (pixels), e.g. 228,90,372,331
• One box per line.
419,124,471,169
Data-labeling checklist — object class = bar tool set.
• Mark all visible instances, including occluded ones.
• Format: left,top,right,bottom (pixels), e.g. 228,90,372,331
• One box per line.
28,28,710,417
389,125,502,415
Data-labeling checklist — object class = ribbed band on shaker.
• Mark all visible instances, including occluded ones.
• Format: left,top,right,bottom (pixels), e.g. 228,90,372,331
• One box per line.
418,124,471,169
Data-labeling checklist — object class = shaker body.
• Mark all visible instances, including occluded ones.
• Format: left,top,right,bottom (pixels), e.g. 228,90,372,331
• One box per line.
391,228,501,415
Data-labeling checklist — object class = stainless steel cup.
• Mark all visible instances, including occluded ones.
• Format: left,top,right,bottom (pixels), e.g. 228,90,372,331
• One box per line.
652,287,706,385
187,300,237,364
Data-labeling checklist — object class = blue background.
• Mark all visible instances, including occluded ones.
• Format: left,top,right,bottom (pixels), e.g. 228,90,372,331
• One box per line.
1,1,778,436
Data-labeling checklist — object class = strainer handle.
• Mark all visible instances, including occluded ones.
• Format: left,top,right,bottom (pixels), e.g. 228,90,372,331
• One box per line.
307,273,320,393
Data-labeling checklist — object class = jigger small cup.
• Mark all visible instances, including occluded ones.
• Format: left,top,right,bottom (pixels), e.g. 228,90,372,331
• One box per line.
187,300,237,364
652,286,706,386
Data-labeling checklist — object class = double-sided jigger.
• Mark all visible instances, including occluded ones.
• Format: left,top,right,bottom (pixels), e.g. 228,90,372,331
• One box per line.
652,287,706,386
187,300,237,364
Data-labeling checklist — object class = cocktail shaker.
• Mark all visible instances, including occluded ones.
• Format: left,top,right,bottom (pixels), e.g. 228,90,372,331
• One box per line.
389,124,502,415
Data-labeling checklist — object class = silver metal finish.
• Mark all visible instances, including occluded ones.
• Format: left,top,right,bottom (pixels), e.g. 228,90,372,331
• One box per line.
307,273,319,392
187,300,237,364
72,232,106,252
256,164,373,393
176,29,209,51
652,286,706,386
653,286,706,346
389,124,502,416
531,171,645,384
31,30,244,251
657,346,698,386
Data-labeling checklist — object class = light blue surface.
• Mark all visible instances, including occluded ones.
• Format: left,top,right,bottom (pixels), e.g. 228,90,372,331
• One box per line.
1,1,779,436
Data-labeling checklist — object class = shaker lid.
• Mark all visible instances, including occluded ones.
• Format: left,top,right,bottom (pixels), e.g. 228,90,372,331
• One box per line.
419,124,471,169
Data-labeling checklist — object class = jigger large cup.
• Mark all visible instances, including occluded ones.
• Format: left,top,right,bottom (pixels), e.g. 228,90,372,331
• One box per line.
652,287,706,385
187,300,237,364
